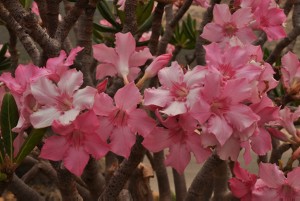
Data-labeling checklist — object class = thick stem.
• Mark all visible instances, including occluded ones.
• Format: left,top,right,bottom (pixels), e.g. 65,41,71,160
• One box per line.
7,174,44,201
185,155,223,201
1,0,60,57
74,0,97,87
46,0,61,37
252,31,267,47
81,158,106,201
194,0,221,65
157,0,193,55
0,2,41,65
98,136,146,201
54,0,89,44
7,27,18,70
172,168,187,201
148,3,166,55
211,160,229,201
153,151,172,201
122,0,138,33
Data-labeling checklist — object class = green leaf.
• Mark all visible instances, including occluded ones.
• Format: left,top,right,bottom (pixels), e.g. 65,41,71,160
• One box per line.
19,0,32,9
1,93,19,160
97,1,121,29
0,138,5,164
14,128,46,165
93,23,119,33
0,172,7,181
137,0,154,25
136,15,153,33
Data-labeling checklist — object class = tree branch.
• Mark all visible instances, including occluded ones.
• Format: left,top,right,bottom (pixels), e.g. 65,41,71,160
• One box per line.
46,0,61,37
122,0,138,33
172,168,187,201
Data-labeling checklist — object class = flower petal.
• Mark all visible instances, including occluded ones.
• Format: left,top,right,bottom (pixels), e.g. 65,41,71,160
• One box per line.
128,109,156,136
258,163,285,188
40,136,69,161
31,77,59,105
30,107,61,128
93,93,115,116
96,63,118,80
165,143,191,174
64,146,90,176
57,69,83,96
142,127,171,152
114,82,141,111
144,88,172,107
73,86,97,110
84,134,109,159
208,115,233,145
158,62,184,88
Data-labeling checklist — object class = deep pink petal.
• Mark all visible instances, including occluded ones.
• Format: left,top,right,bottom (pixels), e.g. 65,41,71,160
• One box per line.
158,62,184,88
225,105,259,131
57,69,83,96
96,63,118,80
241,141,252,165
217,136,240,161
52,120,74,135
93,93,115,116
251,128,272,155
0,73,22,94
263,26,286,41
208,115,233,145
144,88,172,107
73,86,97,109
64,146,90,176
110,126,136,158
190,99,211,124
186,134,211,163
114,82,141,111
222,78,252,103
84,134,109,159
142,127,171,152
30,107,61,128
74,110,99,133
31,77,59,105
232,7,253,28
40,136,69,161
258,163,285,188
204,43,223,66
229,178,253,199
165,143,191,174
201,73,221,102
287,167,300,188
128,109,156,136
97,116,114,141
64,46,84,66
145,53,172,78
282,52,299,80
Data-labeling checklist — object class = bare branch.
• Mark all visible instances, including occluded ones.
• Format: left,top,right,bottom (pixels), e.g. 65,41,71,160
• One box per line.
122,0,138,33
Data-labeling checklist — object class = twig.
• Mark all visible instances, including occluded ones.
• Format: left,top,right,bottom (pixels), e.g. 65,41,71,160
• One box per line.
46,0,61,37
98,136,146,201
211,160,229,200
153,151,172,201
0,2,41,65
122,0,138,33
35,0,48,27
7,27,18,70
172,168,187,201
148,3,166,55
252,31,267,47
157,0,193,55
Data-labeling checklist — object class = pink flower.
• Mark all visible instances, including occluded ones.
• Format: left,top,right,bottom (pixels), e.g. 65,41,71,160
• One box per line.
229,162,257,201
45,47,84,82
30,69,97,128
194,0,210,8
143,113,211,173
144,53,172,78
252,0,286,41
40,111,109,176
190,73,259,146
93,82,156,158
281,52,300,97
253,163,300,200
93,32,153,84
201,4,256,45
144,62,206,116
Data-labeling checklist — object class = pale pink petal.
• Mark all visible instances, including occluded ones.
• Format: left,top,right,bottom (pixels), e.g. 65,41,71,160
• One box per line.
127,67,141,82
93,93,115,116
93,43,118,64
57,109,80,125
208,115,233,145
282,52,299,78
184,66,207,87
204,43,223,66
213,4,231,25
129,48,153,67
225,105,259,131
158,62,184,88
201,23,223,42
57,69,83,96
84,134,109,159
64,146,89,176
252,180,278,200
110,126,136,158
128,109,156,136
287,167,300,188
222,78,252,103
267,8,286,26
73,86,97,109
144,88,172,107
30,107,61,128
186,134,211,163
251,128,272,155
190,100,211,124
142,127,171,152
235,28,257,44
0,73,22,94
64,46,84,66
96,63,118,80
74,111,99,133
114,82,141,111
232,7,253,28
46,50,67,72
31,77,59,105
165,143,191,173
217,137,240,161
115,32,136,63
241,141,252,165
161,101,187,116
258,163,285,188
145,53,172,78
201,73,221,102
40,136,69,161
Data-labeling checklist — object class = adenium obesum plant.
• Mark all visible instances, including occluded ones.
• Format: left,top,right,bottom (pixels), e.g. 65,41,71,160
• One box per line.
0,0,299,200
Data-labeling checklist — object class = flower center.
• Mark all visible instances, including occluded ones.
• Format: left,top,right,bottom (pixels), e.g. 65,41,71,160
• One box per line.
57,94,73,111
110,109,128,126
171,84,189,101
223,23,238,37
69,130,84,148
